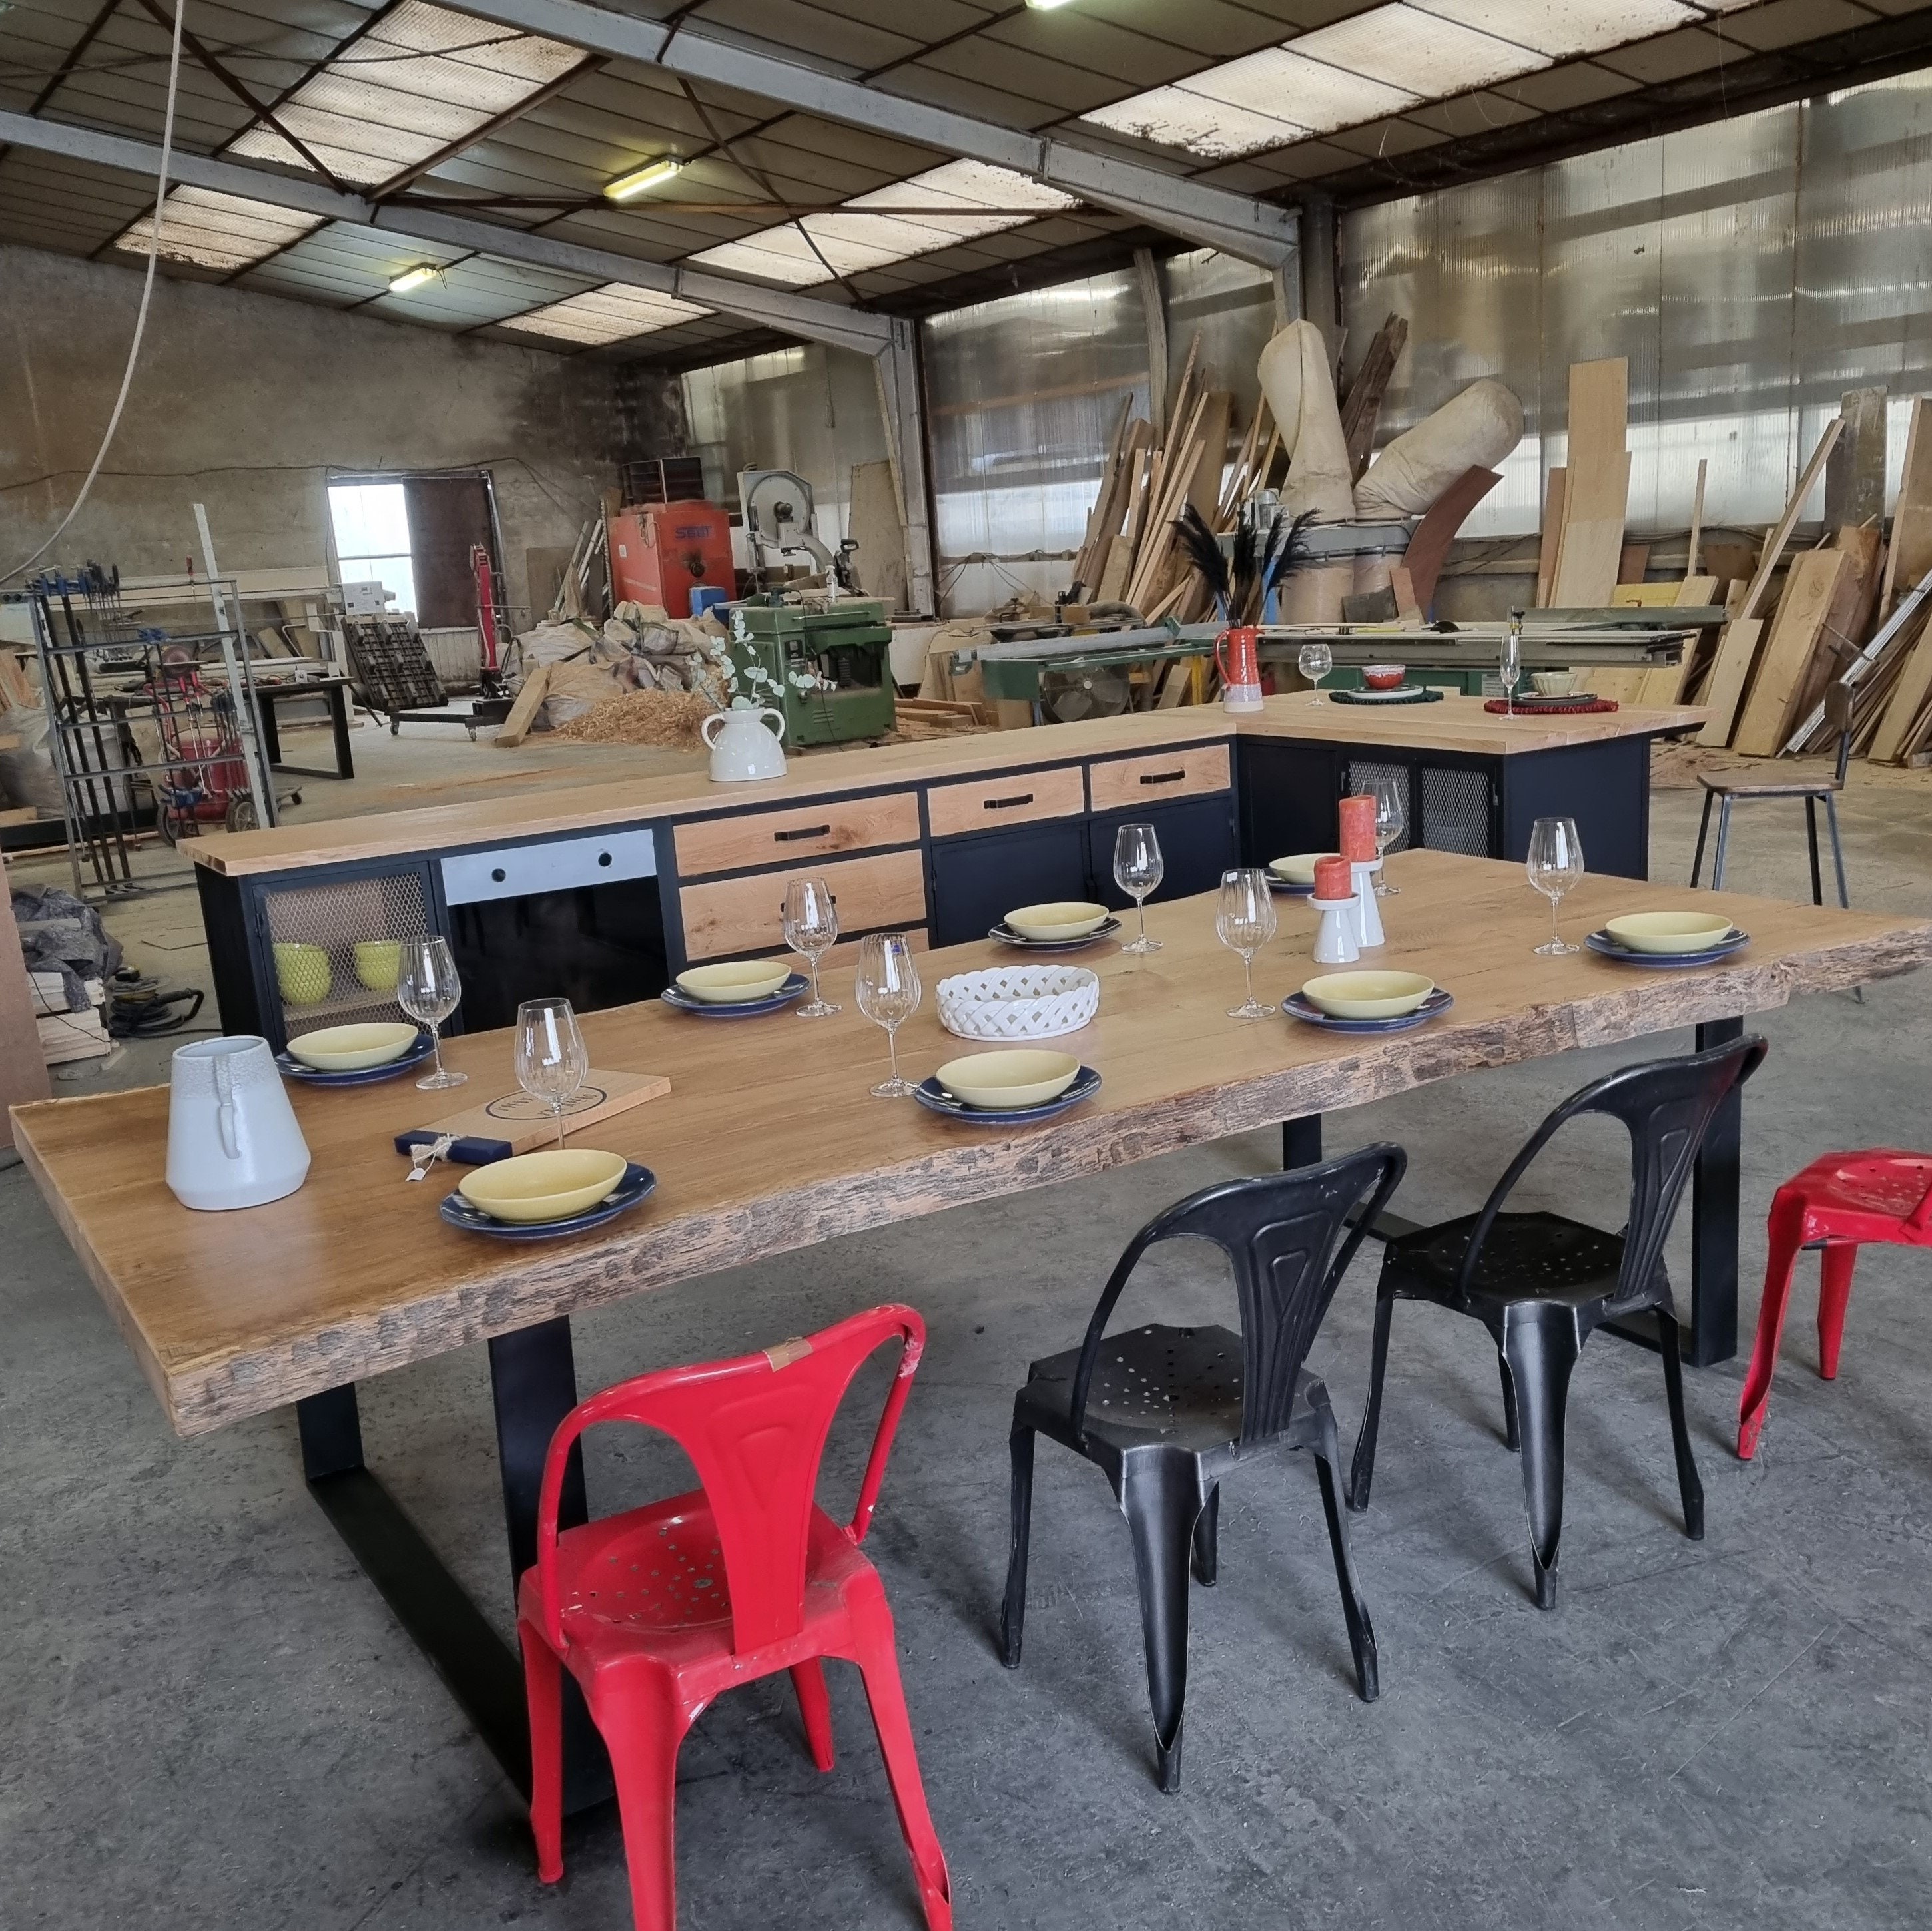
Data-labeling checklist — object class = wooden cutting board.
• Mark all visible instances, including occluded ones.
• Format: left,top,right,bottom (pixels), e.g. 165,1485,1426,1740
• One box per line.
395,1066,671,1163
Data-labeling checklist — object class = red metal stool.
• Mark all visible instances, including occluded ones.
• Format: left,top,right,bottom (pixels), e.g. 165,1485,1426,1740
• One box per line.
1736,1152,1932,1458
517,1306,952,1931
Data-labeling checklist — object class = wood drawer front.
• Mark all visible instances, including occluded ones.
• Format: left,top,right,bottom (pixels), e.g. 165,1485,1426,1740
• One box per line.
926,763,1085,839
680,849,927,961
673,791,920,878
1087,742,1230,812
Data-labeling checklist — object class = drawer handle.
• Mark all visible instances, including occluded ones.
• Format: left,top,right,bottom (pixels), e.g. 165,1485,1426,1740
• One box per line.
1138,768,1187,786
774,824,832,842
983,792,1034,810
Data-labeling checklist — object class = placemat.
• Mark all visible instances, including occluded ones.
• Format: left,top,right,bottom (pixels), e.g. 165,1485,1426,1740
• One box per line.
1485,698,1620,714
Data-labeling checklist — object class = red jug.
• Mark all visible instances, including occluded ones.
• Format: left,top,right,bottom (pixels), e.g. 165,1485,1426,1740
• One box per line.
1215,625,1265,714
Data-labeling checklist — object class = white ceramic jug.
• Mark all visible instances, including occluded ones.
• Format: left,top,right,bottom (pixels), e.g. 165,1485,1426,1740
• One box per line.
166,1036,311,1211
702,706,788,784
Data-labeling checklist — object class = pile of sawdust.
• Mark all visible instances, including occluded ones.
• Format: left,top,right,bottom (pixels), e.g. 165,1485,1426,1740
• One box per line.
550,688,715,750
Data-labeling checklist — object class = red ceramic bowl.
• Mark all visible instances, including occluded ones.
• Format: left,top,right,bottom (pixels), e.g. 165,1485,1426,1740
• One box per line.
1361,663,1406,690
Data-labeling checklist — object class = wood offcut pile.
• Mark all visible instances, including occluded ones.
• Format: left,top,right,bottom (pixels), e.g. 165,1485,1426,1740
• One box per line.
1535,366,1932,765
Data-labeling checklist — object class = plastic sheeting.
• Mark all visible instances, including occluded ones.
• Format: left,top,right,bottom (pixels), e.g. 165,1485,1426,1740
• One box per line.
1342,70,1932,539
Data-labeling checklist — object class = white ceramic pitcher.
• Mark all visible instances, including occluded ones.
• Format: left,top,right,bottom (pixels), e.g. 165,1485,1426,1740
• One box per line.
166,1036,311,1211
702,706,788,783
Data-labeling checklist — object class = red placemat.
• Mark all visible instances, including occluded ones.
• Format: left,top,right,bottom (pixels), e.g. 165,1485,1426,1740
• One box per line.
1484,698,1620,714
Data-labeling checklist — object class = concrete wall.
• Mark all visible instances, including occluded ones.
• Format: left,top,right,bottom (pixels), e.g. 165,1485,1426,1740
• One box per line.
0,244,623,621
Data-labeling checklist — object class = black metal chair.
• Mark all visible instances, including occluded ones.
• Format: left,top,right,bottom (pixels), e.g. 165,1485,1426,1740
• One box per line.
1348,1036,1766,1610
1000,1145,1405,1793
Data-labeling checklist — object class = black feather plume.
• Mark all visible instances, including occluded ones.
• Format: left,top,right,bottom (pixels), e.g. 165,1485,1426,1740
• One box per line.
1173,502,1229,617
1259,508,1319,603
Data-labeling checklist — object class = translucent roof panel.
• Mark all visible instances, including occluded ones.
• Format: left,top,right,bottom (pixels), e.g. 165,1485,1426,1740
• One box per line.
1080,0,1703,157
225,0,582,188
497,284,712,346
688,160,1078,289
111,186,324,274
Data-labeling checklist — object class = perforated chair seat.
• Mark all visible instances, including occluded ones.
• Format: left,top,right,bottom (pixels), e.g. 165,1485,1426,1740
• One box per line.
1383,1211,1670,1319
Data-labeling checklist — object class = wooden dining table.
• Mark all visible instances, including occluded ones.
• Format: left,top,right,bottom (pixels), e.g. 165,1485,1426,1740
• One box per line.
14,850,1929,1813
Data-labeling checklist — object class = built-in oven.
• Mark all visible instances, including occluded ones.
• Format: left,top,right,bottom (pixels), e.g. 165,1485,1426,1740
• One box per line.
440,826,668,1032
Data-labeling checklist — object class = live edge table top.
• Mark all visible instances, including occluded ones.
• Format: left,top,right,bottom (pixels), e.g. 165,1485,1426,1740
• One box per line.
184,696,1708,879
17,852,1913,1442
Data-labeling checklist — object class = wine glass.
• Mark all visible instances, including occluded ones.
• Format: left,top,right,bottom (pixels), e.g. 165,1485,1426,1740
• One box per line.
396,934,466,1089
515,998,589,1148
1215,867,1277,1021
783,876,841,1018
1526,816,1585,955
854,932,921,1097
1113,823,1164,954
1499,609,1524,713
1363,774,1404,896
1297,639,1333,704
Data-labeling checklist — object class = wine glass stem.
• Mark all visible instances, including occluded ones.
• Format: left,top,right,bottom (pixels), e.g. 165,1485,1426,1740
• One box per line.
1243,954,1255,1007
1136,896,1148,946
808,956,821,1005
428,1023,444,1078
886,1026,900,1085
1551,896,1561,944
553,1100,566,1149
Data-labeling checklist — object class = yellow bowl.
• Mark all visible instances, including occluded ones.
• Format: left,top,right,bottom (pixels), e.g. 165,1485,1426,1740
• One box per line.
285,1021,421,1071
1006,901,1109,942
676,960,792,1003
936,1049,1081,1110
1604,910,1737,954
353,939,402,992
273,941,332,1006
1301,970,1435,1019
457,1149,629,1225
1269,852,1337,886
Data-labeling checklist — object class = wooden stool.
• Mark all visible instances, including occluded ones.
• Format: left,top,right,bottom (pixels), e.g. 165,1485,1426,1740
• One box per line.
1691,679,1853,909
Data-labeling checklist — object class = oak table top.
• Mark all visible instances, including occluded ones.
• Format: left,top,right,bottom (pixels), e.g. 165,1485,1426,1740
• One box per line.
17,851,1919,1441
187,696,1706,878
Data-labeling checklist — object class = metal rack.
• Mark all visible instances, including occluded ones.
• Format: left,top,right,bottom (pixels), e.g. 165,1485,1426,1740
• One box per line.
29,570,277,899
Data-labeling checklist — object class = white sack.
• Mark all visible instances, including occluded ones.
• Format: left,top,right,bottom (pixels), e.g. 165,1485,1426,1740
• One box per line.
1355,378,1524,519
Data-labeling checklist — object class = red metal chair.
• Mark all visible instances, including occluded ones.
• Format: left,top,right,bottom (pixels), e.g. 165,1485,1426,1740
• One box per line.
1737,1152,1932,1458
517,1305,952,1931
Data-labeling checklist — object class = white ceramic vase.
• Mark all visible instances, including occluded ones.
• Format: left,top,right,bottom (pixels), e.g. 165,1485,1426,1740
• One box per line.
166,1035,311,1211
702,706,788,783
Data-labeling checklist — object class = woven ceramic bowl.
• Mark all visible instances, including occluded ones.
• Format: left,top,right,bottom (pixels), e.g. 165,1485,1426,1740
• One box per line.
936,964,1100,1041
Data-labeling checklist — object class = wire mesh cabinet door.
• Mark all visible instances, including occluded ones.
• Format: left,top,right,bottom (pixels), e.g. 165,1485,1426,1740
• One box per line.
1341,755,1500,860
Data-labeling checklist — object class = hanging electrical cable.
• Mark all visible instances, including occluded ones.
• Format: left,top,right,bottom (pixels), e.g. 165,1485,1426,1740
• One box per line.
1,0,186,585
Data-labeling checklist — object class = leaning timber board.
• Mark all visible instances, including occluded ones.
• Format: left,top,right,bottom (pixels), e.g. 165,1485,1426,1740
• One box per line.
1732,548,1849,756
14,852,1926,1438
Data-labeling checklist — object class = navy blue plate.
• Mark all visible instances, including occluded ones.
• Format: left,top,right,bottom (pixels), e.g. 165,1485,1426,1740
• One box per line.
1584,928,1748,968
1265,875,1316,896
440,1161,657,1239
1283,987,1455,1033
914,1063,1102,1125
660,973,808,1017
277,1031,434,1085
989,918,1122,952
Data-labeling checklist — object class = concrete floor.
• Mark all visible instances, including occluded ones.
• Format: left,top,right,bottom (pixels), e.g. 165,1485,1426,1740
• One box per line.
5,720,1931,1930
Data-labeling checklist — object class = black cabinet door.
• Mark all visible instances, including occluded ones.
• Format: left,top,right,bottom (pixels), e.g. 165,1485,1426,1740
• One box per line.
929,820,1090,946
1089,796,1238,908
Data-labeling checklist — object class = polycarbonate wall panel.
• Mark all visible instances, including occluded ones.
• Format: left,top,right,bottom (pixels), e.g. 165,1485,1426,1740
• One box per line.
681,344,890,551
1159,246,1284,423
923,270,1151,615
1343,71,1932,540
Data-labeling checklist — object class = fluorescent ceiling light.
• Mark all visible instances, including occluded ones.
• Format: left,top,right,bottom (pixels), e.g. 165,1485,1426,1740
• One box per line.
111,186,322,274
388,264,439,294
1409,0,1698,61
1295,5,1550,96
499,284,710,346
605,158,685,202
224,0,581,188
689,160,1075,288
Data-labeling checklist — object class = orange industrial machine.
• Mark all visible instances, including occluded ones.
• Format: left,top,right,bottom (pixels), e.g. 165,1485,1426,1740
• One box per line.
606,500,735,617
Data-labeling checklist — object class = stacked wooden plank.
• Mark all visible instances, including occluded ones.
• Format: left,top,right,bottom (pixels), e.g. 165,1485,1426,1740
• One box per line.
1545,359,1632,609
29,971,111,1066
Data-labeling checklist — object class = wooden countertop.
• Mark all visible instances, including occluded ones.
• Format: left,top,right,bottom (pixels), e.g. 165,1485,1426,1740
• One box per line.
13,850,1919,1440
190,697,1706,880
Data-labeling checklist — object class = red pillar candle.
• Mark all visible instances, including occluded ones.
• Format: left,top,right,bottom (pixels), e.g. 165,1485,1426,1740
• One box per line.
1337,792,1379,862
1313,854,1354,902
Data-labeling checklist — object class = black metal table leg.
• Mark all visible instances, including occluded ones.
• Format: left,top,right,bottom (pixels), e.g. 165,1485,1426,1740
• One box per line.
329,681,356,780
256,696,282,768
1686,1015,1744,1365
1283,1114,1323,1169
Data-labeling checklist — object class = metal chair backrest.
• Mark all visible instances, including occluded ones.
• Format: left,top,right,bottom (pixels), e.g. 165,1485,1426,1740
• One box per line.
1827,677,1857,783
1070,1145,1406,1449
532,1304,925,1654
1455,1037,1767,1306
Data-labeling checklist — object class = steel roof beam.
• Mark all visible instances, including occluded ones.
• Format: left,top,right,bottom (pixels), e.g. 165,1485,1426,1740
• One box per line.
446,0,1299,268
0,109,894,354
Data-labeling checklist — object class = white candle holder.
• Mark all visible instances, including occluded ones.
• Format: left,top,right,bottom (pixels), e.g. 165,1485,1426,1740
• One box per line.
1351,860,1385,948
1310,894,1361,965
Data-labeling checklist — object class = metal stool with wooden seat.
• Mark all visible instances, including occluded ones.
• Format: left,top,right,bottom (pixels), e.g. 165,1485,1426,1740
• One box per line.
1691,678,1854,906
